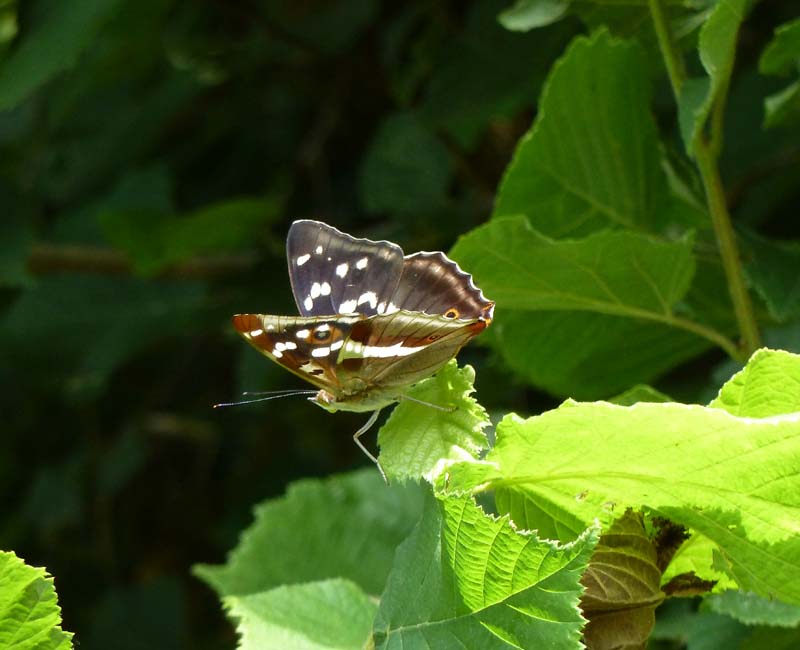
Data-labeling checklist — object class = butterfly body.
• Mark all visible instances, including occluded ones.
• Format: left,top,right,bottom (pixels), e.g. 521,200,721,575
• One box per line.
231,220,493,474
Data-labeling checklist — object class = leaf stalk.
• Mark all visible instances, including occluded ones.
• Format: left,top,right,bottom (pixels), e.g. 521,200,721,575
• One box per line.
648,0,760,358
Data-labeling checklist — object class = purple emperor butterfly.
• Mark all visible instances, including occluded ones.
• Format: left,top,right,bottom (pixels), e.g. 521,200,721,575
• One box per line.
231,220,494,478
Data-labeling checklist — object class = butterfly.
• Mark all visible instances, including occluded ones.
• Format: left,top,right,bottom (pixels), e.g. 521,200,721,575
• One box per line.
231,220,494,478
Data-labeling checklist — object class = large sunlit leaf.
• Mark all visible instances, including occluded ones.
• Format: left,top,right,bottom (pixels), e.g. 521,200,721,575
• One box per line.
446,350,800,604
710,348,800,417
0,551,73,650
493,30,669,237
450,215,708,397
373,494,598,649
378,361,490,482
452,217,694,315
227,579,376,650
193,470,424,599
485,309,710,398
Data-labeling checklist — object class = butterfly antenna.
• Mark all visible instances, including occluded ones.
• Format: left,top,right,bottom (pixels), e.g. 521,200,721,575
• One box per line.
397,394,456,413
241,389,318,396
213,390,316,408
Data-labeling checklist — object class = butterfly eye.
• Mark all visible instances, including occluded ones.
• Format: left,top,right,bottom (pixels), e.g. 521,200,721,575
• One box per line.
444,308,459,319
313,328,331,342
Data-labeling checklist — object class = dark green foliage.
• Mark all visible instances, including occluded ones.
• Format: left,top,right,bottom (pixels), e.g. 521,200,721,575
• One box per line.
2,0,799,648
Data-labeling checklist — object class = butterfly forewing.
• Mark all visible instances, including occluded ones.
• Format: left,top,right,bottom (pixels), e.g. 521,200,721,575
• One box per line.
287,220,404,317
232,313,357,391
336,310,489,390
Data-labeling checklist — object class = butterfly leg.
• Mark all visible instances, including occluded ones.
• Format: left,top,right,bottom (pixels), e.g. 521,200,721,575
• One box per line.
353,409,388,484
397,393,456,413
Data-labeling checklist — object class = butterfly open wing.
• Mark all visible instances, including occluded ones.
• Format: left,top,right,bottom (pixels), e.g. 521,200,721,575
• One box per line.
287,220,494,323
287,220,404,317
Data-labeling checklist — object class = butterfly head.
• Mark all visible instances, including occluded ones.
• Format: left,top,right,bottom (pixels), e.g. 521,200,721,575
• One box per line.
308,384,400,414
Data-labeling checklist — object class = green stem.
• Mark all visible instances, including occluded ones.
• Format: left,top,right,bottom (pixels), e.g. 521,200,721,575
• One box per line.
648,0,761,357
648,0,685,99
694,140,761,354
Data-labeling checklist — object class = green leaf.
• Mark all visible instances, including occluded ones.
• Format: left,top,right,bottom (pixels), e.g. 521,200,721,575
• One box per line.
743,233,800,322
0,2,17,54
0,0,125,110
450,215,707,397
581,511,664,650
661,532,737,591
685,611,750,650
608,384,673,406
358,112,452,217
759,18,800,77
373,494,598,649
484,309,709,398
710,348,800,417
447,352,800,603
678,0,748,153
0,551,73,650
227,579,377,650
741,626,800,650
706,590,800,628
498,0,570,31
763,81,800,128
451,217,695,315
99,197,280,276
193,470,424,599
493,30,669,237
378,361,490,482
755,20,800,130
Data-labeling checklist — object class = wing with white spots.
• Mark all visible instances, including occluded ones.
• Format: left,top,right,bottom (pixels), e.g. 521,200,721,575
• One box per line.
231,313,361,391
392,252,495,322
286,220,404,317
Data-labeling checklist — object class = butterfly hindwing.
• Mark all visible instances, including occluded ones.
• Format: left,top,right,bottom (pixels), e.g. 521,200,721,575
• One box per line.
392,252,495,321
287,220,404,317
